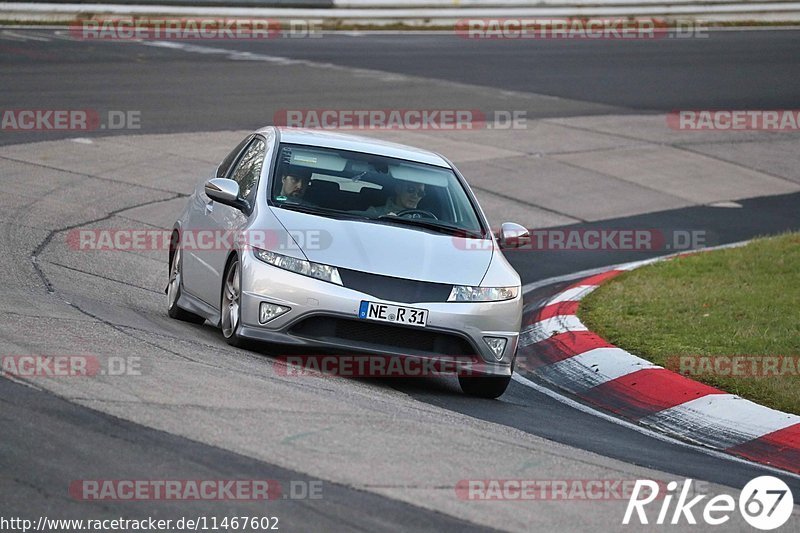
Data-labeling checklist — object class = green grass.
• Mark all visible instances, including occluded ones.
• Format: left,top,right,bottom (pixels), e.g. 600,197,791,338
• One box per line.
578,232,800,415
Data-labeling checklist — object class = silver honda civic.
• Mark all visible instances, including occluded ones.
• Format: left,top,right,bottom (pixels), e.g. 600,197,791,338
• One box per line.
167,127,527,397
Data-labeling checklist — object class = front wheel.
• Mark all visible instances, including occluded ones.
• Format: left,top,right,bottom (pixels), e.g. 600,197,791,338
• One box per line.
458,374,511,399
220,256,249,347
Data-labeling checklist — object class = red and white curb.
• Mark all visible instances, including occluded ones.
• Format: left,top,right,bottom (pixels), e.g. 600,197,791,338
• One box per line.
516,251,800,475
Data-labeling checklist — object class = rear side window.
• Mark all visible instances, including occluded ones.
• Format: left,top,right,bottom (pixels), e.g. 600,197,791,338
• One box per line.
216,135,252,179
229,137,266,202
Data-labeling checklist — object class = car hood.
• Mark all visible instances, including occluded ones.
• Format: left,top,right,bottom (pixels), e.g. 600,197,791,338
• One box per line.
270,208,493,286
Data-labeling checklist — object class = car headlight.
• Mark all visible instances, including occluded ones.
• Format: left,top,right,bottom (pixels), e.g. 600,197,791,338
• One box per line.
253,248,342,286
447,285,519,302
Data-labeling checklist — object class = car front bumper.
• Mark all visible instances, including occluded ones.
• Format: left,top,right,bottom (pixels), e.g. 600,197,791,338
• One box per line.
237,250,522,377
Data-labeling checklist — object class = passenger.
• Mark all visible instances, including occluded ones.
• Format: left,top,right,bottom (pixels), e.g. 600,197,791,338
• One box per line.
279,168,312,200
366,180,426,217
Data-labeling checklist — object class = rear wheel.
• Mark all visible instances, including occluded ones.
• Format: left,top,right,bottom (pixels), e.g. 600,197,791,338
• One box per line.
458,374,511,399
220,256,248,347
167,245,205,324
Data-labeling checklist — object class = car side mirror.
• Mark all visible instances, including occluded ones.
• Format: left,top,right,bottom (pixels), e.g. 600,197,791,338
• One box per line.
204,178,248,211
498,222,530,249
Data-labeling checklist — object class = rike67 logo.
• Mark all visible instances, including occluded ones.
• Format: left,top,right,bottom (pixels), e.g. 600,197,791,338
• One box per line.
623,477,794,530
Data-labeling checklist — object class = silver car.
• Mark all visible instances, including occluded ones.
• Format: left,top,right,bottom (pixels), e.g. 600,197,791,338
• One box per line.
167,127,526,397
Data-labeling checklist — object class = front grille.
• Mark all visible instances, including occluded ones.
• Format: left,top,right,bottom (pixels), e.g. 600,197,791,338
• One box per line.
289,316,477,357
338,268,452,303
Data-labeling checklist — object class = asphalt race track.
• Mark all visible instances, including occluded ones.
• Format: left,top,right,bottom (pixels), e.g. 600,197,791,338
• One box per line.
3,29,800,145
1,28,800,531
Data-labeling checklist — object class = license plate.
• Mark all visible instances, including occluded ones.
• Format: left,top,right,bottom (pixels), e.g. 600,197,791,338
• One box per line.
359,301,428,327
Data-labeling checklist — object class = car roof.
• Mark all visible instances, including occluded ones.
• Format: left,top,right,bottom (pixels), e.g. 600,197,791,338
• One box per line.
257,126,451,168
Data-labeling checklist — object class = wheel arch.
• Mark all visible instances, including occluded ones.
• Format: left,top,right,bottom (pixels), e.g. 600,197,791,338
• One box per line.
168,224,182,275
220,249,241,307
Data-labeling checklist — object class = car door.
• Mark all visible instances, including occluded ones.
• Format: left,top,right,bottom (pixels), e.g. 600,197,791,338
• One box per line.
182,135,252,302
193,135,267,306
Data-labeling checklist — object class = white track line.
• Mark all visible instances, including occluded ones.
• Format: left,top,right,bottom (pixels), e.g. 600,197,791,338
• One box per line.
1,29,50,41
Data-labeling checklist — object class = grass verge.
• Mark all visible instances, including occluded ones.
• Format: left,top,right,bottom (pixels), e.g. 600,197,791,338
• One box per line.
578,232,800,415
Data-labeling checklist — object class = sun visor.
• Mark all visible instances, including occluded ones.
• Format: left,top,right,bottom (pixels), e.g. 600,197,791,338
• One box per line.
388,163,450,187
282,146,347,172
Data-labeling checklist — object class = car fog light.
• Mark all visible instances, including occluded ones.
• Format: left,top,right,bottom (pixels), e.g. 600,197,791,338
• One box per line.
260,302,290,324
483,337,507,361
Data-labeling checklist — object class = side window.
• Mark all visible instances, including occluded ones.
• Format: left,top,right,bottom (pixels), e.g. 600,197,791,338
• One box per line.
216,135,252,180
229,137,267,202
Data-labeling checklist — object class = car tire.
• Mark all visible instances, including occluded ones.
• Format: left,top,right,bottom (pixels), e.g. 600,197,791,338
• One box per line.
458,374,511,399
167,244,206,324
220,255,249,348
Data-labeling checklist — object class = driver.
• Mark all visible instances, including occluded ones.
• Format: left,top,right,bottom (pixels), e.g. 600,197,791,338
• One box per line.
366,180,426,217
279,167,312,200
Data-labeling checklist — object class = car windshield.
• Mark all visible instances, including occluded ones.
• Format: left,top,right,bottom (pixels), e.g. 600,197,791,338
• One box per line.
270,143,485,236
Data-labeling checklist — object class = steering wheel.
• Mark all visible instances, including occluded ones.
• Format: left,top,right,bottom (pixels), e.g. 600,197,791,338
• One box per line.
395,209,438,220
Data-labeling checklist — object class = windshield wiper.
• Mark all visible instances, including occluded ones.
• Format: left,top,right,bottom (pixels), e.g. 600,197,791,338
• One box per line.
375,215,484,238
